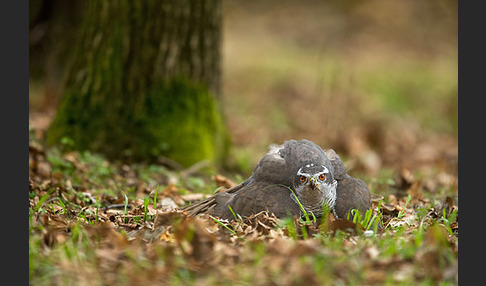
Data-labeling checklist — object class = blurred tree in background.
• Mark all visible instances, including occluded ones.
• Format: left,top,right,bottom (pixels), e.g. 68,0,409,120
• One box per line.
42,0,228,167
29,0,84,110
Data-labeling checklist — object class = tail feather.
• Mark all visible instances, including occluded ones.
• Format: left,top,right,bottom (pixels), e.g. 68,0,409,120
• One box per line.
181,180,248,216
182,195,217,215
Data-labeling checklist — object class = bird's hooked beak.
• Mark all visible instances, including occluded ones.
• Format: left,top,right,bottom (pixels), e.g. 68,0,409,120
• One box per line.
309,177,317,190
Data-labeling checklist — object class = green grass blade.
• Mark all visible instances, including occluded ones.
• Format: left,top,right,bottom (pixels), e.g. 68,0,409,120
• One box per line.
228,205,238,221
153,185,159,210
33,188,56,212
143,197,149,222
397,194,412,218
210,215,236,235
287,186,316,224
121,191,129,223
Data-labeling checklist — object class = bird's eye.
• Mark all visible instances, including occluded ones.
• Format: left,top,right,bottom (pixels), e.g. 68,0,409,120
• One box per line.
299,175,306,183
318,174,326,181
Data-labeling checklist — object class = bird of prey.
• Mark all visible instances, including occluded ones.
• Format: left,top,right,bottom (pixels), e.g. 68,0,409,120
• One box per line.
183,139,371,220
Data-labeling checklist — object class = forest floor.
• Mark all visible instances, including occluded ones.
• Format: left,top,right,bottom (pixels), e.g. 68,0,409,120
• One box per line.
29,123,458,285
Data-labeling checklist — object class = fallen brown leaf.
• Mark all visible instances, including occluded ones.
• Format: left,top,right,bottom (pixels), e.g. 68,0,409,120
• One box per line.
407,180,423,202
213,174,236,190
328,218,362,235
181,193,211,202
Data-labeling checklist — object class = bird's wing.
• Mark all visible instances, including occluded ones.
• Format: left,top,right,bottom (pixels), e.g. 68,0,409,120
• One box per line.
324,149,348,181
216,181,301,220
333,176,371,219
251,143,291,185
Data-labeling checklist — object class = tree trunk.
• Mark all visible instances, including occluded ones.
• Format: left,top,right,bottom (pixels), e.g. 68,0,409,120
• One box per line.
47,0,228,167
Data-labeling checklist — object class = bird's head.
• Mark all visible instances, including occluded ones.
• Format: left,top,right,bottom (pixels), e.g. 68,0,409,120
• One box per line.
293,163,337,213
296,163,331,189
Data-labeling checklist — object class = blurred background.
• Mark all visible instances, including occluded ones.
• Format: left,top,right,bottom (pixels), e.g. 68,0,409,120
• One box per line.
29,0,458,188
221,1,457,179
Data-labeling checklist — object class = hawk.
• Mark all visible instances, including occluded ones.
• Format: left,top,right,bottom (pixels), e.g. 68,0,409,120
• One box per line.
183,139,371,220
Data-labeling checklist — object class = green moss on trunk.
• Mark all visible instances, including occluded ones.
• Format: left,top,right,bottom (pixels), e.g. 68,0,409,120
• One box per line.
48,77,228,167
134,77,229,166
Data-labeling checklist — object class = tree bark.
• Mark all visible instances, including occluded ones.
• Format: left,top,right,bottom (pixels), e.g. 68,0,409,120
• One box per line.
47,0,228,167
